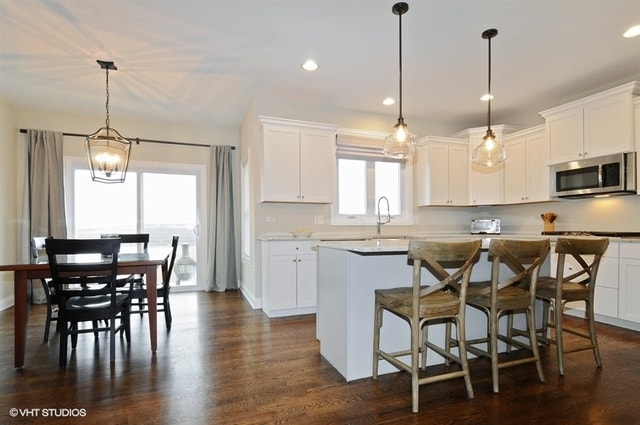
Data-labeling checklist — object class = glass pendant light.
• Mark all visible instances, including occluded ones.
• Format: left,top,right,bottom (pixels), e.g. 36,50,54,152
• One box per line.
383,2,416,159
472,28,507,167
86,60,131,183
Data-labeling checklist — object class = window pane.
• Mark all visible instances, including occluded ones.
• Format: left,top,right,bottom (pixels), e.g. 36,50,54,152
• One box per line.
142,173,198,286
338,159,367,215
375,162,401,215
73,169,138,237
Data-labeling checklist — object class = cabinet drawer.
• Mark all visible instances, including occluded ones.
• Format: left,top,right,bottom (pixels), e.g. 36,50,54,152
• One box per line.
269,240,317,255
619,242,640,259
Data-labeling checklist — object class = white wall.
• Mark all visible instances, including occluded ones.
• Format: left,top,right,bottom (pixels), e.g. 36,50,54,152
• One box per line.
0,99,18,309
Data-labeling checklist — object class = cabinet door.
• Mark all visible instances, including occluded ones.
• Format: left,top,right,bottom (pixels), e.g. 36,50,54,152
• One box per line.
262,125,300,202
269,254,298,310
619,258,640,323
448,144,468,205
504,136,527,204
299,129,335,203
296,253,317,308
525,131,550,203
547,108,584,164
469,133,504,205
428,143,450,205
584,93,634,158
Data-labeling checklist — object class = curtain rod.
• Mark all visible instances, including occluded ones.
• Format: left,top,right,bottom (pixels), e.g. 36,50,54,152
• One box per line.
19,129,235,150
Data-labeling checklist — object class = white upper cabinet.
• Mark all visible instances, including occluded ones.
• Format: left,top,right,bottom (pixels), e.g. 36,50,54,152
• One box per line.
454,125,519,206
540,81,640,165
415,136,468,206
259,116,338,203
503,125,550,204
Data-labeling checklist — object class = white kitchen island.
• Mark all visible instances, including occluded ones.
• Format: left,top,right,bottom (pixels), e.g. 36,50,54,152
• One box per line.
316,237,543,382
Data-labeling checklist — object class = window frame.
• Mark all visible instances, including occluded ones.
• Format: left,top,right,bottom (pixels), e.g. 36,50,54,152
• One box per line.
331,154,413,227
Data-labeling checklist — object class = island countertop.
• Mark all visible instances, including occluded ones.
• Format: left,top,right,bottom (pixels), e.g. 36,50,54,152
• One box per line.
315,234,547,253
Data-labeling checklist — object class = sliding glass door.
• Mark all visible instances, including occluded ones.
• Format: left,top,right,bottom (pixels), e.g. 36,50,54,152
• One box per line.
65,158,206,290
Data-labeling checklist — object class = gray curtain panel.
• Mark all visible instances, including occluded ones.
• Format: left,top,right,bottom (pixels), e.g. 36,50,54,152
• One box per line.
24,129,68,302
206,145,237,292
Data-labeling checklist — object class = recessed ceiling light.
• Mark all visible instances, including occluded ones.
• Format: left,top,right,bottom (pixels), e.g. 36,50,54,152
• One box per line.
383,97,395,106
480,93,494,102
302,60,318,71
623,24,640,38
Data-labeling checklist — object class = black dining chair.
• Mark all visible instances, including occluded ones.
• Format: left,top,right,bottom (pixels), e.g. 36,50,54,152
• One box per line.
45,237,134,367
103,233,149,286
31,236,60,342
128,236,179,330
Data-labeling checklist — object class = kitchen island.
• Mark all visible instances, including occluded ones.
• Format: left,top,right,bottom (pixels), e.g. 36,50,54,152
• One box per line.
316,237,545,382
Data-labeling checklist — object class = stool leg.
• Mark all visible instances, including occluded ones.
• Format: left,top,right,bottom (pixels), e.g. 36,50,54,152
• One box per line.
555,300,565,376
490,310,499,393
529,306,545,383
586,299,602,369
456,317,474,399
372,300,382,379
411,320,420,413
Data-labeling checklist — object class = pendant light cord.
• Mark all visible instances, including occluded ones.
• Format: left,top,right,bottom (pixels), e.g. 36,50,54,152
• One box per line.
486,32,492,132
105,67,110,130
398,9,403,122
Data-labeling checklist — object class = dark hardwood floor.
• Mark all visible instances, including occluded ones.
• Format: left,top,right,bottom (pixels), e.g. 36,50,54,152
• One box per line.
1,291,639,424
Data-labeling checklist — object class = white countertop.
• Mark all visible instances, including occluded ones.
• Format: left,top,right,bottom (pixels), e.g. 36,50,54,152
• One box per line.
315,235,549,253
260,232,640,247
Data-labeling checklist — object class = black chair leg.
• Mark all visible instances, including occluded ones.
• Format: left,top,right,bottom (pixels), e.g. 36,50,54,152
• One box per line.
43,306,52,342
59,323,68,368
164,296,172,330
71,324,79,349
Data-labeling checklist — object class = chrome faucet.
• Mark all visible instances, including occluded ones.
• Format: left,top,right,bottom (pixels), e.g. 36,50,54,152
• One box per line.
376,196,391,236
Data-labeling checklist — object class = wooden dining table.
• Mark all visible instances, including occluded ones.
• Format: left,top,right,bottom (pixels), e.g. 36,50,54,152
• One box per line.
0,253,166,368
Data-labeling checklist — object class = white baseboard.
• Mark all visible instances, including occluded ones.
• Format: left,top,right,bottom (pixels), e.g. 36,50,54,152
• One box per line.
240,286,261,310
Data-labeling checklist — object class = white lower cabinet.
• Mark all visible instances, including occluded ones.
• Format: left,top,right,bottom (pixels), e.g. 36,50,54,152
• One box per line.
619,243,640,324
261,240,317,317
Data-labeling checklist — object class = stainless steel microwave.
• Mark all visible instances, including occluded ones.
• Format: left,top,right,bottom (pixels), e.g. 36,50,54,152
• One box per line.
550,152,637,198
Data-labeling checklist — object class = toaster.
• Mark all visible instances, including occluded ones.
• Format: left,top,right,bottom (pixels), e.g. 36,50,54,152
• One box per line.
470,218,501,234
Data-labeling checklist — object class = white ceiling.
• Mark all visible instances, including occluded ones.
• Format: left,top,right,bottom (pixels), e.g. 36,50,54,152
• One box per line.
1,1,639,130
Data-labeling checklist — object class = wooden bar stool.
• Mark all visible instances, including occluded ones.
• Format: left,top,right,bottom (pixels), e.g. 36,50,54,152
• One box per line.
462,238,550,393
534,237,609,376
372,239,482,413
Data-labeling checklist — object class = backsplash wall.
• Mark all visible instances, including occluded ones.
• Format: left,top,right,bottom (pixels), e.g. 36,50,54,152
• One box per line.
255,195,640,238
492,195,640,234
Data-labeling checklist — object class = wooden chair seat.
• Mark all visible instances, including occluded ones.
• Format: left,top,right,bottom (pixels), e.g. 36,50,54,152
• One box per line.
467,282,531,309
66,293,130,310
536,279,589,302
375,286,460,317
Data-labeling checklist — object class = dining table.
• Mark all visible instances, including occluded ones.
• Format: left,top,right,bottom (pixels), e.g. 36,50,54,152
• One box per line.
0,252,166,368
